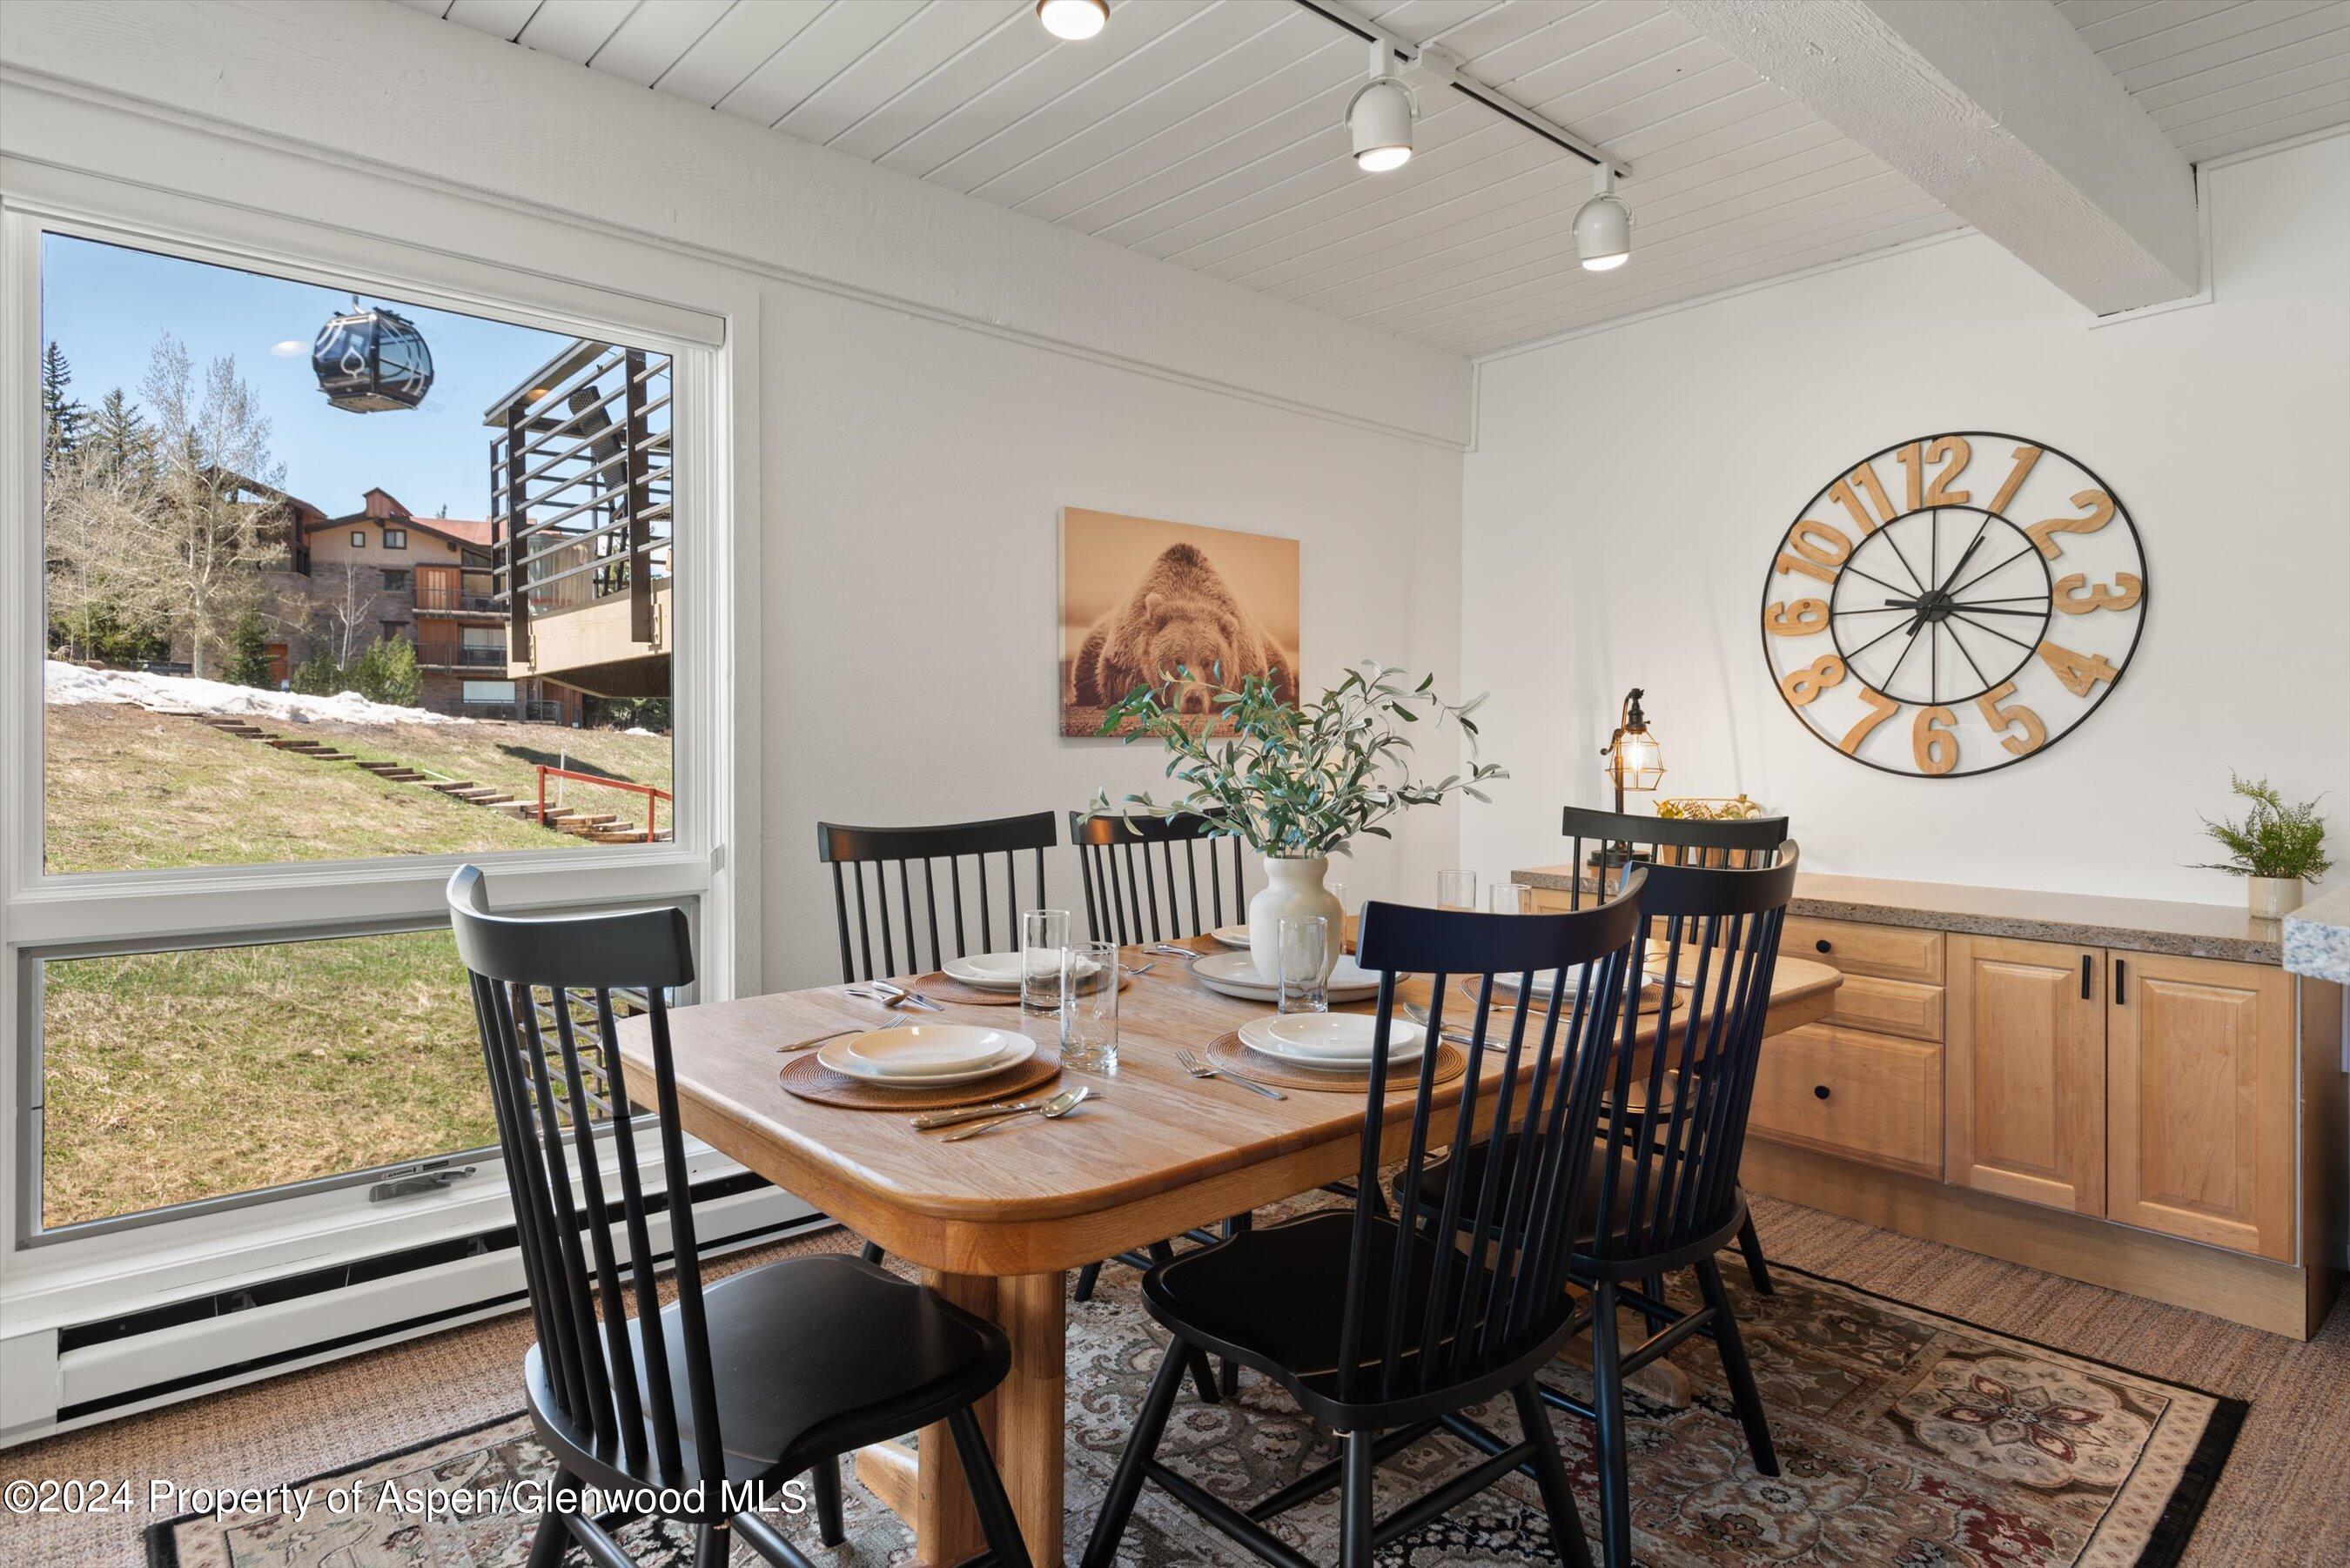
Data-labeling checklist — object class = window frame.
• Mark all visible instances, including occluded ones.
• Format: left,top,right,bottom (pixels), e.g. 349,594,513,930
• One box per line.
382,527,406,549
350,530,366,548
1,189,751,1310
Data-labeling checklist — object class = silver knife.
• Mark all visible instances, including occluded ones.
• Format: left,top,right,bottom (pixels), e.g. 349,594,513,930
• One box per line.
912,1096,1051,1129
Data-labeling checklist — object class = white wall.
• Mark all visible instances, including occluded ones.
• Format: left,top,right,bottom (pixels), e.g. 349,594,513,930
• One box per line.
0,0,1472,989
1461,131,2350,906
761,289,1463,984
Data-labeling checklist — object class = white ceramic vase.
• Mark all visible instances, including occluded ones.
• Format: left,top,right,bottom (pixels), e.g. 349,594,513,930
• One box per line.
2246,875,2303,919
1248,854,1346,985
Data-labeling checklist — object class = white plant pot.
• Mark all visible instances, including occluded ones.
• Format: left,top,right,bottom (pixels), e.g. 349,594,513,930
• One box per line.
1248,854,1346,985
2246,876,2303,920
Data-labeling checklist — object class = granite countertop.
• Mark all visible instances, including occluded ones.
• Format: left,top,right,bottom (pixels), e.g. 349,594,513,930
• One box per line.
1513,865,2287,966
2283,883,2350,983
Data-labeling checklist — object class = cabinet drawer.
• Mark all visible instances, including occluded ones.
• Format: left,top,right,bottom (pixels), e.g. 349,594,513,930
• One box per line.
1786,915,1943,983
1823,972,1945,1042
1751,1024,1943,1176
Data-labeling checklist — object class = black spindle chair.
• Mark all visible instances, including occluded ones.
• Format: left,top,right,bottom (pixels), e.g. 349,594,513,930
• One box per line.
1068,811,1254,1327
1556,804,1791,1295
818,813,1058,1267
818,812,1058,986
1070,808,1248,947
448,867,1031,1568
1081,884,1650,1568
1406,847,1798,1568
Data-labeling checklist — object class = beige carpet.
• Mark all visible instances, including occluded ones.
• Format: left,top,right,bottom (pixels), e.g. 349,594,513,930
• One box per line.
3,1200,2344,1566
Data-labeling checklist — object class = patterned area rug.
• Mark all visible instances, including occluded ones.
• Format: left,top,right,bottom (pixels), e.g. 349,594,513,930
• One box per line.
147,1255,2240,1567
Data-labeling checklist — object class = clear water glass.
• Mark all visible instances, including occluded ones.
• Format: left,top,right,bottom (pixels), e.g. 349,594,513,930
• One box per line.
1490,882,1533,915
1020,908,1070,1022
1060,940,1120,1073
1438,869,1477,910
1326,881,1348,953
1278,915,1330,1015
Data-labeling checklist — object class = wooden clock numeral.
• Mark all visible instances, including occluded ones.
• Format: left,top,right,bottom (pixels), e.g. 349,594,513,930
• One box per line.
1761,432,2144,778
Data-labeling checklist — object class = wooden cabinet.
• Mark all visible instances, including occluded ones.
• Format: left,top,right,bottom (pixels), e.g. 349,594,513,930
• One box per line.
1945,935,2106,1216
1749,1023,1942,1177
1784,915,1942,985
2109,952,2295,1261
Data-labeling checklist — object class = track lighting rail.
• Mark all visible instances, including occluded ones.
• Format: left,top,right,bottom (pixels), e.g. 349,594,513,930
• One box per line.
1292,0,1632,178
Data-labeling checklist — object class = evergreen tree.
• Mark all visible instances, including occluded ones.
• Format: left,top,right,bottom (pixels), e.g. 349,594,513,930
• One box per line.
86,389,154,479
225,611,274,688
40,341,88,471
289,647,344,696
351,633,420,707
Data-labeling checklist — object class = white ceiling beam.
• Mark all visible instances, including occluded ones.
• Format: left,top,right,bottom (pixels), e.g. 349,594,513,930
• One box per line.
1670,0,2200,314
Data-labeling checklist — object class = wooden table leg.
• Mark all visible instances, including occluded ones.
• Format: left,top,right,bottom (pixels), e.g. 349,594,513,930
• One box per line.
885,1269,1068,1568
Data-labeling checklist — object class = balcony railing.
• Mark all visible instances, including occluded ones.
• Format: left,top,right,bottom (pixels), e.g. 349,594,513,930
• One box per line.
413,631,507,668
489,343,672,644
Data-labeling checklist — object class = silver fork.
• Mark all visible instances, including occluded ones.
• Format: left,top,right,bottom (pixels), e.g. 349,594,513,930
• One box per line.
855,982,943,1012
1145,942,1198,958
1174,1047,1286,1100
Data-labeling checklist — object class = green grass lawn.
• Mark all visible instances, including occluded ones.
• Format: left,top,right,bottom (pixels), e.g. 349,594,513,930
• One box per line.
39,929,494,1230
43,703,671,873
37,700,672,1226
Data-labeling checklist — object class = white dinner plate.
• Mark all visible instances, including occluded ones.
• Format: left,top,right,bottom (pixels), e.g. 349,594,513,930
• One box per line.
1210,924,1251,948
818,1026,1033,1087
1491,962,1690,995
1239,1012,1424,1069
943,949,1101,991
1188,949,1381,1002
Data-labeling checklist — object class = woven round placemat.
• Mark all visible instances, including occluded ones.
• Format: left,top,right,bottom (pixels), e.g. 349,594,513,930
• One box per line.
1204,1030,1467,1094
901,971,1135,1008
779,1043,1062,1110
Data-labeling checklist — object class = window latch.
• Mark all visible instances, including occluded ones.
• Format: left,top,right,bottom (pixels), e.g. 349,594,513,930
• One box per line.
368,1163,477,1203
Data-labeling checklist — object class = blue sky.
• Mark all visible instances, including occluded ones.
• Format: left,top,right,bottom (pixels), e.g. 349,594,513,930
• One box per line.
42,233,576,520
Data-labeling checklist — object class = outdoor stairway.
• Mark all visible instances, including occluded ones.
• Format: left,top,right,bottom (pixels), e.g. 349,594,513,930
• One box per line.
170,708,666,843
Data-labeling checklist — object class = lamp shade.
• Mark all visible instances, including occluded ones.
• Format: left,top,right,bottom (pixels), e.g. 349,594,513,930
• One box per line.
1574,190,1632,271
1604,729,1664,792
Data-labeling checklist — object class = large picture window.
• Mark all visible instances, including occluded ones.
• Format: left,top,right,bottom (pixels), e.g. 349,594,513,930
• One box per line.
6,209,723,1264
38,233,677,874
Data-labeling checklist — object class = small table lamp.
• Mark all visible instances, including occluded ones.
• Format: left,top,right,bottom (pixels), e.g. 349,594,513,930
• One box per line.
1597,688,1664,873
1601,687,1665,813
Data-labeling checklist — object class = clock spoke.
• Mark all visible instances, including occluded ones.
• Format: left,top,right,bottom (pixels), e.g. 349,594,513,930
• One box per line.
1946,542,2036,600
1882,513,1932,595
1944,604,2048,617
1843,615,1917,664
1944,616,1992,691
1881,621,1925,694
1840,563,1915,599
1949,609,2035,652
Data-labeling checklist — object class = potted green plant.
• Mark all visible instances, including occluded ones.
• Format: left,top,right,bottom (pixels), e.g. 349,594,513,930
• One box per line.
1090,662,1504,983
2192,774,2331,918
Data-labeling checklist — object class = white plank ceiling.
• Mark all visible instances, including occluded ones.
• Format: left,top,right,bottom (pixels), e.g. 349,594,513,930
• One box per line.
400,1,2350,357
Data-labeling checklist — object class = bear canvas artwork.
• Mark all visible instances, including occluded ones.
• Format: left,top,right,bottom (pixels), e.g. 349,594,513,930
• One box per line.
1060,508,1300,738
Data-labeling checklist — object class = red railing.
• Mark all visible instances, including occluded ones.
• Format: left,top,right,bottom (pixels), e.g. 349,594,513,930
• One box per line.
535,765,673,843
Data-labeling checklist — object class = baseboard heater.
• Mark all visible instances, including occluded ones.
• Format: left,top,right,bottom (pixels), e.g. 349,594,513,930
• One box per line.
28,1174,827,1441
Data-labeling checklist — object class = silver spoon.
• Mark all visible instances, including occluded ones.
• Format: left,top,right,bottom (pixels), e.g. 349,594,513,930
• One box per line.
941,1085,1094,1142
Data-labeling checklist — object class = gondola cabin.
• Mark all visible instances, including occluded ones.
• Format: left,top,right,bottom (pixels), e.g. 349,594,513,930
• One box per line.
312,303,433,412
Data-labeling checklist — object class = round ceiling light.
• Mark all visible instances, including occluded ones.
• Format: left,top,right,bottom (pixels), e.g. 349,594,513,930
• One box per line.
1346,76,1416,172
1037,0,1107,42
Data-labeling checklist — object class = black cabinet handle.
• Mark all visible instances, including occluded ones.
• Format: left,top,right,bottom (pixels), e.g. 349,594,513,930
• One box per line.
1815,938,1832,954
2081,955,2092,1000
2115,958,2127,1003
1813,1083,1832,1101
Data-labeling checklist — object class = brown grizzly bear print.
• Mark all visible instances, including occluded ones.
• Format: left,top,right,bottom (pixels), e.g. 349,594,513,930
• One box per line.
1072,543,1295,716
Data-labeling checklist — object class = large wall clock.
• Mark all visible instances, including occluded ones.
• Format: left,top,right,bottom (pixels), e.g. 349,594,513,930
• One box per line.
1759,432,2147,778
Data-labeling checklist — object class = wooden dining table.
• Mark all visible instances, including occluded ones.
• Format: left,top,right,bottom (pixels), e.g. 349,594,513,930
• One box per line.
615,936,1840,1567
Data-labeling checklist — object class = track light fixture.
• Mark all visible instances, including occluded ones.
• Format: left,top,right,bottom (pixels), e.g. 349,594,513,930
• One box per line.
1037,0,1107,42
1346,40,1416,172
1574,164,1633,271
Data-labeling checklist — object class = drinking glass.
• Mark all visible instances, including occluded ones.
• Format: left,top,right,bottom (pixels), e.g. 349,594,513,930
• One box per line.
1326,880,1348,955
1020,908,1070,1022
1278,915,1330,1015
1060,940,1120,1073
1437,869,1477,911
1490,882,1533,915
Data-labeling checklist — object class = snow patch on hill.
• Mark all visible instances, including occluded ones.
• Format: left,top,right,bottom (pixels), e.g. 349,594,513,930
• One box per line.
44,661,470,726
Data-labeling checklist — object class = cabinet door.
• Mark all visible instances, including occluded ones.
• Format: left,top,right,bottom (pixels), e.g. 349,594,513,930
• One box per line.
1945,935,2105,1214
2108,953,2295,1260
